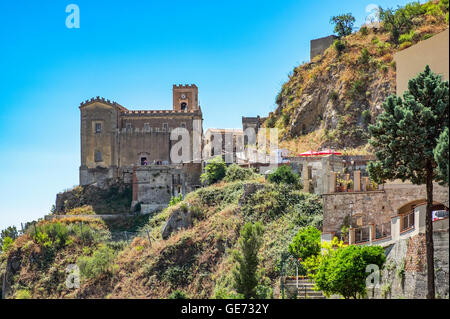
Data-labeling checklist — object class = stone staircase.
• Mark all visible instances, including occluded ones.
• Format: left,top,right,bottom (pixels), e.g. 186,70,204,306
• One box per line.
284,277,326,299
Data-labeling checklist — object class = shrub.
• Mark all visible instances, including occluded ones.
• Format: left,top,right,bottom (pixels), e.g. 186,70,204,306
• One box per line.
399,29,417,44
360,26,369,36
16,289,32,299
1,237,14,253
288,226,321,261
224,164,258,182
169,290,188,299
266,116,276,128
362,110,372,125
33,222,70,249
333,39,346,54
169,194,183,207
282,113,290,126
201,156,226,185
329,91,339,101
358,48,371,65
314,244,386,299
77,244,117,279
349,79,367,98
399,41,412,50
267,165,301,187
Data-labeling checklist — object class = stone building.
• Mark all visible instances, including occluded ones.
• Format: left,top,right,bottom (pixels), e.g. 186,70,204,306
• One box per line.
79,84,204,212
289,154,374,195
310,35,337,60
203,128,244,164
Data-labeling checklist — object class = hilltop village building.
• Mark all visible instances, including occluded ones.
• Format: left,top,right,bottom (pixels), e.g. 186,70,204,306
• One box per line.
79,84,204,213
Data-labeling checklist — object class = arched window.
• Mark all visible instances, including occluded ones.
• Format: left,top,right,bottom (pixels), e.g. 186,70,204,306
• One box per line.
180,102,187,111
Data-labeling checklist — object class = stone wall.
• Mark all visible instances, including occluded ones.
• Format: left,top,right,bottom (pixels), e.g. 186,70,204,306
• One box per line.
310,35,338,60
322,183,449,236
132,165,185,214
369,220,449,299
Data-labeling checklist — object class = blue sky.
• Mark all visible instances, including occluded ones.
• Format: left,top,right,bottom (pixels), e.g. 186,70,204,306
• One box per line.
0,0,414,230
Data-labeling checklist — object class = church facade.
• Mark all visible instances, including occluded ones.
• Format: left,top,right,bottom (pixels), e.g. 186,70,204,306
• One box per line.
79,84,203,201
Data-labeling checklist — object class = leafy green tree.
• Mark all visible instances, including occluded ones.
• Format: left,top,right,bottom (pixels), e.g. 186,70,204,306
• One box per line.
232,222,264,299
268,165,301,188
200,156,226,185
314,245,386,299
330,13,356,37
380,8,414,44
0,226,18,252
288,226,321,261
368,65,449,299
434,127,449,185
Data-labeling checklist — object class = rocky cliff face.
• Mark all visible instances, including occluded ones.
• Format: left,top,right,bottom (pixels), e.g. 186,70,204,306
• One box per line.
268,12,448,150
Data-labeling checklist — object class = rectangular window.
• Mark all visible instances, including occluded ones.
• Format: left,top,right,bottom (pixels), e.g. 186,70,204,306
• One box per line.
144,123,150,132
162,123,168,132
181,122,186,129
95,123,102,133
126,123,132,131
95,151,102,162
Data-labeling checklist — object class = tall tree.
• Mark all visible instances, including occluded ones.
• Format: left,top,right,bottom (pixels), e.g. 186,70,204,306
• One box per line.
368,66,449,299
232,222,264,299
330,13,356,37
434,127,449,185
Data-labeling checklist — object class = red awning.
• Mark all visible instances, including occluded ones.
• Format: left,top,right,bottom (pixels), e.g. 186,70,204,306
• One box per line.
317,149,342,155
299,149,342,156
299,150,320,156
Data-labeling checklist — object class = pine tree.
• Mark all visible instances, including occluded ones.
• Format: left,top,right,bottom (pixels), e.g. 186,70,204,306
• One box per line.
232,222,264,299
434,127,449,185
368,65,449,299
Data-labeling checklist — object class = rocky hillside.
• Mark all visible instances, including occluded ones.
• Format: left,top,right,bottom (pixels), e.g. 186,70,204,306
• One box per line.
0,178,322,299
267,0,449,152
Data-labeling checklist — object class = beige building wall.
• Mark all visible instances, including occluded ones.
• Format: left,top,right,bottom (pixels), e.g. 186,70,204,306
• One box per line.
394,29,449,95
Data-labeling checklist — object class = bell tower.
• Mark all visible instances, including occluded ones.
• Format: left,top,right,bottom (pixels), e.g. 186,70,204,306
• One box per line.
172,84,199,111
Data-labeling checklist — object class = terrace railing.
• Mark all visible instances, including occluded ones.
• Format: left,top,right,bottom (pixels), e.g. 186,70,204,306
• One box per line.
375,222,391,240
354,226,370,244
401,211,415,232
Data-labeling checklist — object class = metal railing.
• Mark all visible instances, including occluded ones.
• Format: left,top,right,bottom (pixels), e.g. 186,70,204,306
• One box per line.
375,222,391,240
354,226,370,244
401,211,415,232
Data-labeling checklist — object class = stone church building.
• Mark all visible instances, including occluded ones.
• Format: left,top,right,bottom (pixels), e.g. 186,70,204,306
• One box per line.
79,84,203,212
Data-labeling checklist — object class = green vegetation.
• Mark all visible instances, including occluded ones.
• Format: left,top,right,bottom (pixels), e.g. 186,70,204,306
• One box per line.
224,164,259,182
368,65,449,299
380,1,449,44
330,13,356,37
313,244,386,299
288,226,321,261
362,109,372,125
77,244,118,279
434,127,449,185
231,222,266,299
15,289,32,299
333,39,346,54
267,165,301,188
0,226,18,253
169,194,183,207
169,290,189,299
201,156,227,185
